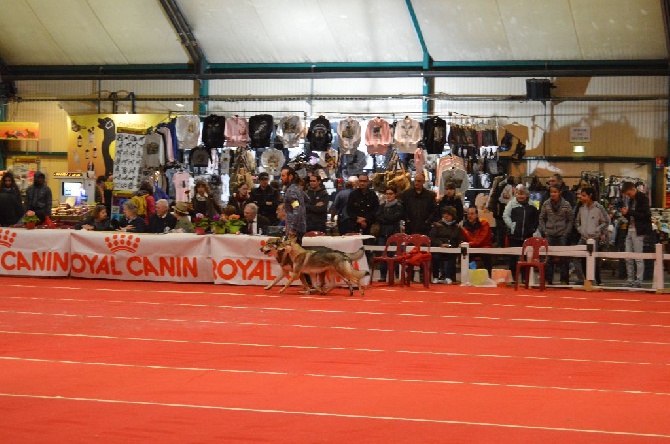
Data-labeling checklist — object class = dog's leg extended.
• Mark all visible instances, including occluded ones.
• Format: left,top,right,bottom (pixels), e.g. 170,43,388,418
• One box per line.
264,272,288,290
298,274,319,294
279,273,299,293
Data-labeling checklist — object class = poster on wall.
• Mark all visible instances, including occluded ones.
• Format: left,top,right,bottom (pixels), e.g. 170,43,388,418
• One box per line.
0,122,39,140
67,114,166,184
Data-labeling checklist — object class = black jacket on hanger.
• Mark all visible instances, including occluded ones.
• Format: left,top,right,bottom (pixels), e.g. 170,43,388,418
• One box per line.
307,116,332,151
202,115,226,148
423,116,447,154
249,114,274,148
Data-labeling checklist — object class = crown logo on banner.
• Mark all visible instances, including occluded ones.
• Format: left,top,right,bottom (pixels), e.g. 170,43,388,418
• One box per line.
0,230,18,248
104,234,141,253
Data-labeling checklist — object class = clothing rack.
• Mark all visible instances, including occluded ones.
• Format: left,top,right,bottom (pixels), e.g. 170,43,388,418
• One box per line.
190,110,501,122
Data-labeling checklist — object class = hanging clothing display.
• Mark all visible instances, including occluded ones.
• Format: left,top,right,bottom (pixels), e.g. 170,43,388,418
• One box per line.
175,115,201,150
343,149,367,177
202,114,226,148
435,155,469,197
172,169,192,202
414,147,426,173
394,116,422,153
156,119,178,162
113,133,145,191
423,116,447,154
260,148,286,176
330,120,340,151
277,115,303,148
365,117,391,155
190,145,211,168
141,132,165,169
225,116,249,147
249,114,274,148
156,124,175,163
219,148,232,175
337,117,361,155
307,115,332,151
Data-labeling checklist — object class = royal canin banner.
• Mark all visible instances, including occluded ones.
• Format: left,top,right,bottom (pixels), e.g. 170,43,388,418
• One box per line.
210,235,284,285
210,234,370,286
70,232,213,282
0,228,70,277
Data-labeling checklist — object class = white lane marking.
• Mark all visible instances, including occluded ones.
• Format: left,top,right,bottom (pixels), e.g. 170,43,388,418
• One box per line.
0,393,668,438
8,281,670,305
3,295,670,330
0,330,668,367
1,356,668,397
2,309,670,347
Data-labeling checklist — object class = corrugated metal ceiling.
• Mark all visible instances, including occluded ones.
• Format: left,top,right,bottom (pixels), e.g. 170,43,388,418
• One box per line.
0,0,667,80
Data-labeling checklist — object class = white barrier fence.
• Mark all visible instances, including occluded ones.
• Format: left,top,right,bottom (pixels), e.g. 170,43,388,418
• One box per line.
365,238,668,292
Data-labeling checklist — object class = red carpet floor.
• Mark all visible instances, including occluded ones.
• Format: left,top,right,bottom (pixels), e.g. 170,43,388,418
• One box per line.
0,276,668,443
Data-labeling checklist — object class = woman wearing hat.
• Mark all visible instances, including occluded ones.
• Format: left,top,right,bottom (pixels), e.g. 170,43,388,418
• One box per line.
428,206,462,284
173,201,194,233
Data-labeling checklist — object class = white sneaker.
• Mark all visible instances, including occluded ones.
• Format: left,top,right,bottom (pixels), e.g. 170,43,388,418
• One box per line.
431,278,440,284
440,278,452,284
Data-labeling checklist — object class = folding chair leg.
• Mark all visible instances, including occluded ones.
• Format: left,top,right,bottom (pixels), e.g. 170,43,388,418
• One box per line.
525,268,530,289
515,264,521,290
388,264,395,286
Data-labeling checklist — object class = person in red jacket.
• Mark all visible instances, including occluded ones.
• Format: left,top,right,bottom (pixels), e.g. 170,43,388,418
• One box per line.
461,206,493,275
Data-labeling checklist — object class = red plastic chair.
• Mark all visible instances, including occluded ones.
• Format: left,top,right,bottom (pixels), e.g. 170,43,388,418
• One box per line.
304,231,326,237
400,234,432,288
371,233,408,286
515,237,549,291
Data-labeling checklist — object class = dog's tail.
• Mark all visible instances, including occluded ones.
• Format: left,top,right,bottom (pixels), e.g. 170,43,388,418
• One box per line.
347,248,366,261
351,268,369,281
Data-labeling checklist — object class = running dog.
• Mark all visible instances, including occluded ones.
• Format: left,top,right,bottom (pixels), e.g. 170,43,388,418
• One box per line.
260,237,368,296
260,237,317,293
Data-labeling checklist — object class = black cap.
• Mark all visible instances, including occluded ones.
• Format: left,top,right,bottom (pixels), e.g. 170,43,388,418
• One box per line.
258,172,269,179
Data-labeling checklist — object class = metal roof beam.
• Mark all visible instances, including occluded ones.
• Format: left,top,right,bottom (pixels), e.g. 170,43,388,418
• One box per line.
158,0,207,75
662,0,670,57
405,0,432,70
2,60,668,81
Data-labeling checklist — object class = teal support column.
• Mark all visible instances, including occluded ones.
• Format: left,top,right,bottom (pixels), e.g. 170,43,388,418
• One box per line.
423,76,434,118
198,79,209,116
405,0,433,118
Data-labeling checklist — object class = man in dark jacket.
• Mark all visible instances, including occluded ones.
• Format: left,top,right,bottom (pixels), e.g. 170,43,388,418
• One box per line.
243,203,271,235
304,175,329,233
399,173,437,235
250,172,280,224
346,173,379,235
621,181,652,288
504,186,539,278
148,199,177,233
24,171,52,222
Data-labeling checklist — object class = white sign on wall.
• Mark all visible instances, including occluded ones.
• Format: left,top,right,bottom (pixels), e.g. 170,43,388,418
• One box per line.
570,127,591,143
